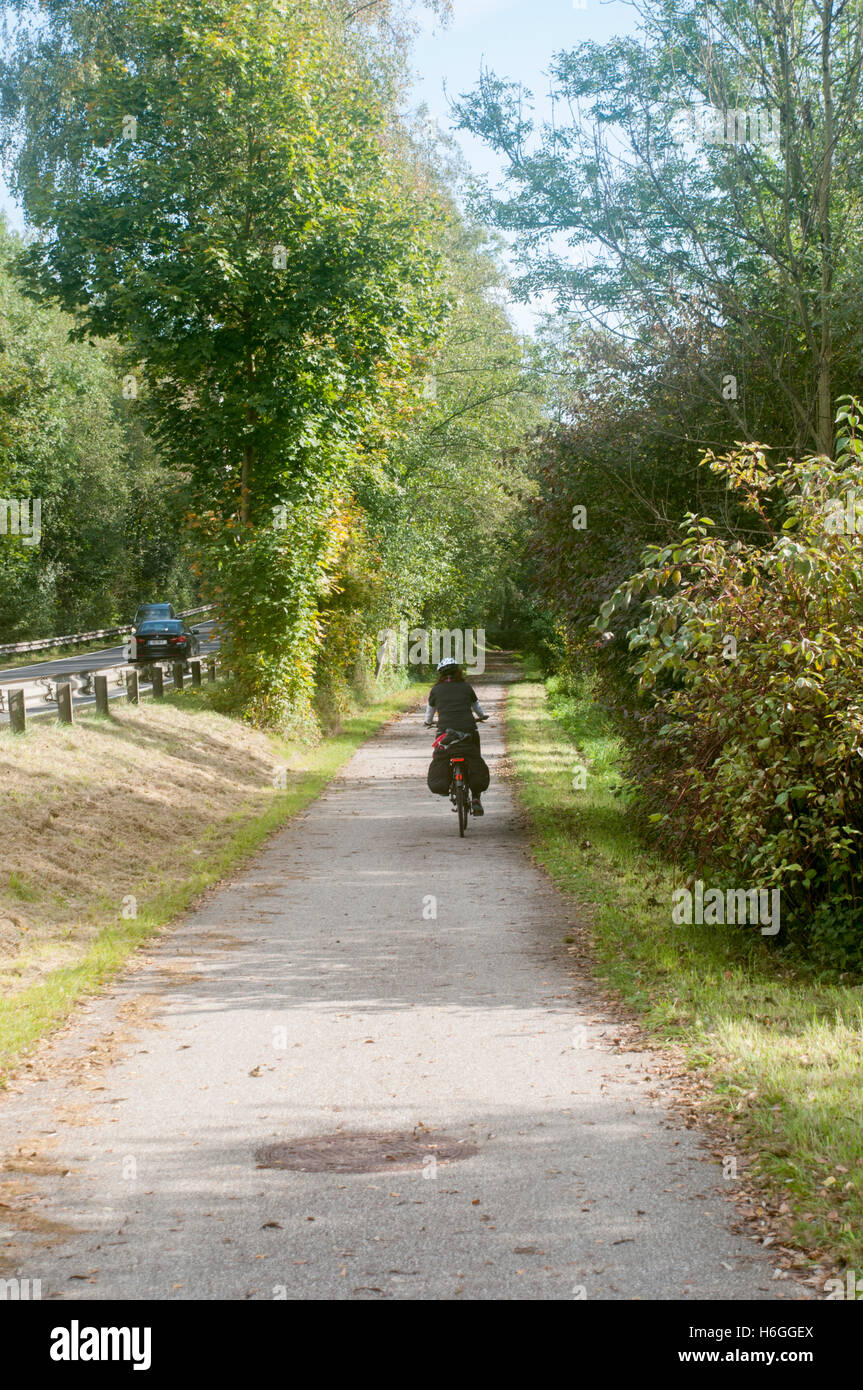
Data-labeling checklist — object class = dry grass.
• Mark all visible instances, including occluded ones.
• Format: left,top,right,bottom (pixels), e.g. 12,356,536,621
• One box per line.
0,700,279,995
0,681,421,1074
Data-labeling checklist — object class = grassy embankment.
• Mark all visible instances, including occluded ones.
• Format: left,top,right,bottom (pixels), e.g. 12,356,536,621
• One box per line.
507,666,863,1277
0,676,422,1080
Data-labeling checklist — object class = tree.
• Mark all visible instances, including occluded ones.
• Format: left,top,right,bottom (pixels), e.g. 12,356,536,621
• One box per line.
312,166,543,716
0,216,192,639
454,0,863,456
384,208,541,632
1,0,447,720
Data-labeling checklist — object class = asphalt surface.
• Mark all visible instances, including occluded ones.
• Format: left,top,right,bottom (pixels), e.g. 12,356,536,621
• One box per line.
0,641,138,685
0,661,807,1300
0,622,219,723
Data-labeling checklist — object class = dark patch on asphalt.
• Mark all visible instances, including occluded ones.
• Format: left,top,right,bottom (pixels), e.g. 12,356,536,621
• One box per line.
254,1129,480,1174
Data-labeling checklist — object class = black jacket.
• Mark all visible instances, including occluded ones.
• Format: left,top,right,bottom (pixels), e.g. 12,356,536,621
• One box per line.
427,678,479,730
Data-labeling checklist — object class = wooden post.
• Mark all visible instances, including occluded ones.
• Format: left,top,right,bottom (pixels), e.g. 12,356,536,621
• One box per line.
151,666,164,699
125,669,139,705
190,660,202,687
206,658,216,683
94,674,109,715
172,662,185,691
8,688,25,733
57,683,73,724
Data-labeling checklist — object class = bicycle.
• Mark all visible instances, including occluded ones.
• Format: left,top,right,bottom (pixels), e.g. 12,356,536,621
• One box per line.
431,725,487,838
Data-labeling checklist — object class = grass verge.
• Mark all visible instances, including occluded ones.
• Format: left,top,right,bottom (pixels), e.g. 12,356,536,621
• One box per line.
0,677,422,1081
507,670,863,1279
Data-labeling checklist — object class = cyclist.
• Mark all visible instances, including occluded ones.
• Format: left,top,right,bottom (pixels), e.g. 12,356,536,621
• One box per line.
424,656,489,814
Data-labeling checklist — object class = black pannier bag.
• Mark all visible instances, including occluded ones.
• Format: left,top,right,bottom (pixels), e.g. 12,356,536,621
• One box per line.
427,731,490,797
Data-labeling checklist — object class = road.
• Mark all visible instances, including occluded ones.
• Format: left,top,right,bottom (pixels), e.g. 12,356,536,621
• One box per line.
0,622,219,723
0,658,806,1300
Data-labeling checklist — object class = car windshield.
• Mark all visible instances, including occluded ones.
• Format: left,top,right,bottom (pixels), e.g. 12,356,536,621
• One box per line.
138,621,182,634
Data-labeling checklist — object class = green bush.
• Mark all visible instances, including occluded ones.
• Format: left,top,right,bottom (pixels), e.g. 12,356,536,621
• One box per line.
601,400,863,960
807,896,863,972
193,509,329,734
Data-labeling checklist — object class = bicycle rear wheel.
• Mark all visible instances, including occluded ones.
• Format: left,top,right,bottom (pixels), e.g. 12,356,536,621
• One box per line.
456,779,468,836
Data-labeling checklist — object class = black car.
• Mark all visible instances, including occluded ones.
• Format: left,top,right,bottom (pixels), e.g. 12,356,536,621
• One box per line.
133,602,176,625
131,619,200,664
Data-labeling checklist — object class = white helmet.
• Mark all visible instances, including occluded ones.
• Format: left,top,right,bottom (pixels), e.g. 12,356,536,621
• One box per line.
437,656,459,672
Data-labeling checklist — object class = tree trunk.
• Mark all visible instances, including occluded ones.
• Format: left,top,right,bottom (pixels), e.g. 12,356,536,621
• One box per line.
241,435,253,525
241,343,256,525
816,0,835,457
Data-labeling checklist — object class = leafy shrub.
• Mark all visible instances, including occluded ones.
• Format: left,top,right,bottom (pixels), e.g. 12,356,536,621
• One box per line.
192,506,336,734
601,401,863,957
807,897,863,973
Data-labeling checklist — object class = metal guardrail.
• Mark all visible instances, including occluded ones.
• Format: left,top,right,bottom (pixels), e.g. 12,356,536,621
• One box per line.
1,655,220,730
0,605,216,658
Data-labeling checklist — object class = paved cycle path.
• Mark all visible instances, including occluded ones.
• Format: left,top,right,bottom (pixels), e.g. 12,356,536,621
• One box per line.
0,661,806,1299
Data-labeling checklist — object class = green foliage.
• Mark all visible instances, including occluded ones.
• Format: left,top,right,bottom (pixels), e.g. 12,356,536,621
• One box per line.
311,198,543,709
602,402,863,963
313,500,383,726
456,0,863,456
191,500,340,733
3,0,446,508
0,1,540,721
453,0,863,727
363,198,541,644
807,897,863,974
0,218,193,639
0,0,449,719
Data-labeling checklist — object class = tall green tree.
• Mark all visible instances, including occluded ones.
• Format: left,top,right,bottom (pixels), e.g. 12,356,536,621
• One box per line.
1,0,447,720
312,172,543,716
455,0,863,456
0,217,192,640
381,210,540,632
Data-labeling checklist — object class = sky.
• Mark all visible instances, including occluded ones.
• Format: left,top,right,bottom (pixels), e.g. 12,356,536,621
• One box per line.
409,0,639,181
0,0,644,333
407,0,642,331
